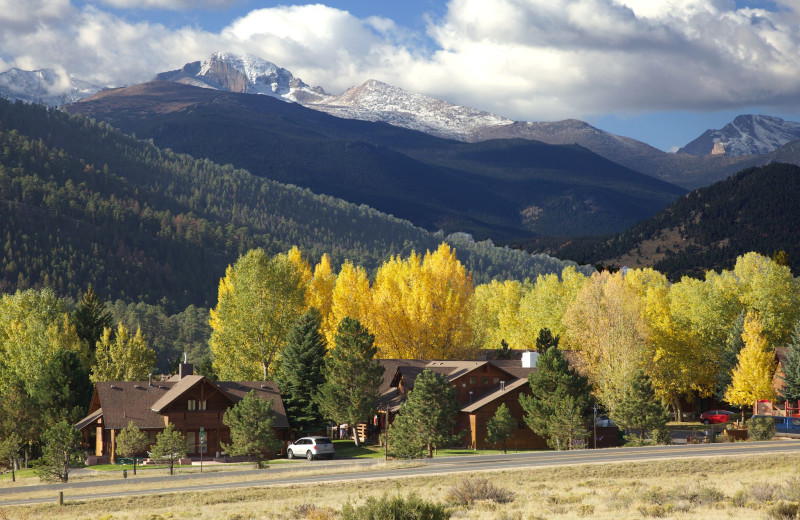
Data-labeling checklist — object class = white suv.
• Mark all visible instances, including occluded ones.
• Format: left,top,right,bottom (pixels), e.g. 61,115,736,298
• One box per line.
286,436,335,460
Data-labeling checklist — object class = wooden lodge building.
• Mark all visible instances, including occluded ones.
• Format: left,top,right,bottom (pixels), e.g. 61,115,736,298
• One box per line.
378,353,619,450
74,363,289,465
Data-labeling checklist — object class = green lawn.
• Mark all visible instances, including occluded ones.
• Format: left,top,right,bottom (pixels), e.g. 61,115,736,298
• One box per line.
331,440,511,459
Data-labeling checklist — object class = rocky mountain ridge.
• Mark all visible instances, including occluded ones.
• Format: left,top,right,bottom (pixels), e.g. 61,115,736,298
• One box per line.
0,67,102,106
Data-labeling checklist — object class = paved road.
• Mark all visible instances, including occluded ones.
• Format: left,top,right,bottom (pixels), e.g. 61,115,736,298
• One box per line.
3,441,800,507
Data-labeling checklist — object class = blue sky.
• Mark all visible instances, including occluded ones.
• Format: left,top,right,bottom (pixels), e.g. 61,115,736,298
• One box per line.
4,0,800,151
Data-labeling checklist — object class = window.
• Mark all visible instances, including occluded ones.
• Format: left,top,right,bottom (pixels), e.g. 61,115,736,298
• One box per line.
493,377,500,384
469,377,476,385
185,431,196,452
482,377,489,384
188,399,196,410
199,400,207,411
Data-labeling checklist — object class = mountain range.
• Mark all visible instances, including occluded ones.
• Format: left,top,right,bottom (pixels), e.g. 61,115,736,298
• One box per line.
65,80,686,240
4,53,800,189
535,162,800,279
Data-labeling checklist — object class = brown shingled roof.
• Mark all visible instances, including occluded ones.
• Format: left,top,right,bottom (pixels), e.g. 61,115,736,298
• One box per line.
460,378,529,413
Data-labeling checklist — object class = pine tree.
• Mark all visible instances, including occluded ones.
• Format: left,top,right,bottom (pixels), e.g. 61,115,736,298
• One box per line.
485,403,517,453
715,311,746,401
150,423,187,475
275,308,327,434
315,317,384,448
35,420,83,483
519,346,593,450
613,371,670,441
72,286,112,359
222,390,282,468
535,327,559,353
116,420,148,475
780,320,800,403
389,369,460,458
0,432,22,482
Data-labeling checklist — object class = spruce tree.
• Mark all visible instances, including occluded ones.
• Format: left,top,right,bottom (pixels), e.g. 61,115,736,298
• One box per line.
390,369,459,458
275,308,327,434
519,346,593,450
613,371,670,441
116,420,148,475
780,320,800,403
535,328,559,353
485,403,517,453
315,317,383,447
715,311,745,401
222,391,282,468
72,286,112,358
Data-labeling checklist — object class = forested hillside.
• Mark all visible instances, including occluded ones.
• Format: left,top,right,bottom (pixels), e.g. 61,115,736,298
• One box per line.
0,98,587,313
535,163,800,278
67,82,686,238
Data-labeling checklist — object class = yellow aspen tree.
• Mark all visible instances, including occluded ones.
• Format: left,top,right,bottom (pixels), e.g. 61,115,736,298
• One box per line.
513,266,586,350
725,312,777,409
563,270,649,415
327,260,372,348
370,243,474,359
308,254,336,344
471,279,523,350
209,249,307,380
287,246,313,307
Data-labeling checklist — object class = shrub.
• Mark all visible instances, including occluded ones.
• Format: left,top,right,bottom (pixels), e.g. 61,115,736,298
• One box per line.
637,504,667,517
767,501,800,520
341,494,450,520
652,427,672,445
294,504,335,520
446,476,515,506
730,489,749,508
577,504,595,517
749,482,776,502
749,417,776,441
784,477,800,502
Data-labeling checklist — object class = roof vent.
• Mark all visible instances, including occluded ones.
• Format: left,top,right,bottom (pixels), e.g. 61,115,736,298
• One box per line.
110,384,120,390
135,384,145,390
260,384,268,389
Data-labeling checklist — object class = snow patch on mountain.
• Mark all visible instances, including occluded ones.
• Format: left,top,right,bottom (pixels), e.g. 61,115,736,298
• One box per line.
0,68,101,106
678,115,800,156
305,79,511,141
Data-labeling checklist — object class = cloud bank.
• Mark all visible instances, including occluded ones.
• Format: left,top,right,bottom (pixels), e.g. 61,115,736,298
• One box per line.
2,0,800,122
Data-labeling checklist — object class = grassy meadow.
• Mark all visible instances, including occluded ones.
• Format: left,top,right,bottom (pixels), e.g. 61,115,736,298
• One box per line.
2,452,800,519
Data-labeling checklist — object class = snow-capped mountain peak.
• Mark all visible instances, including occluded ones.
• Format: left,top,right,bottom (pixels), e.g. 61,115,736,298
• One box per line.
678,114,800,156
0,67,102,106
306,79,512,141
155,52,329,103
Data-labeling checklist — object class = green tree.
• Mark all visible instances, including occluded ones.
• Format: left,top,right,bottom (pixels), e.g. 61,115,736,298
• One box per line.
613,371,670,442
519,346,593,450
222,390,282,469
390,369,460,458
0,380,38,462
546,395,588,451
91,324,156,382
210,248,307,380
715,311,746,401
116,420,148,475
36,420,83,483
535,327,559,353
72,286,112,359
275,308,327,434
30,349,93,427
485,403,516,453
315,317,384,448
781,320,800,403
0,432,22,482
149,422,187,476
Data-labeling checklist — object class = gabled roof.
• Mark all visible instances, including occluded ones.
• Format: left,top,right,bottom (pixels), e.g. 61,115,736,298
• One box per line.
77,376,289,431
378,359,427,394
216,381,289,429
150,375,216,412
460,378,529,413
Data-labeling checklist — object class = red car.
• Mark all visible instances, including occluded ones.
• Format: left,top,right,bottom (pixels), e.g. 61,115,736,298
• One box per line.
699,410,736,424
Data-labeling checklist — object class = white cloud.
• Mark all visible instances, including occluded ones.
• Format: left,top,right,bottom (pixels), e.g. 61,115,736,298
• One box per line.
2,0,800,123
95,0,241,9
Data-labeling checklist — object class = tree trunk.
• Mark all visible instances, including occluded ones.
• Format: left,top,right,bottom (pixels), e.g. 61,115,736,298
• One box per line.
672,396,682,422
427,443,433,458
353,428,361,448
10,458,15,482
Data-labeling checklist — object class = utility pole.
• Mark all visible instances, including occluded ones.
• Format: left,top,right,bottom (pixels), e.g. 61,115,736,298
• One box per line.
384,403,389,462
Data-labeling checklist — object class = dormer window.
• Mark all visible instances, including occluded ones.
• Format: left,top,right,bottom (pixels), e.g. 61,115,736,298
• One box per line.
188,399,196,410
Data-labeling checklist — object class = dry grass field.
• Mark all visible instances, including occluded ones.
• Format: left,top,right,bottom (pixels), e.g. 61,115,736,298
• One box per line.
3,454,800,519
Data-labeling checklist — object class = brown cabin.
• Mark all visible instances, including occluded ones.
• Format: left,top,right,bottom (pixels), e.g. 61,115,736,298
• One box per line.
74,364,289,465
